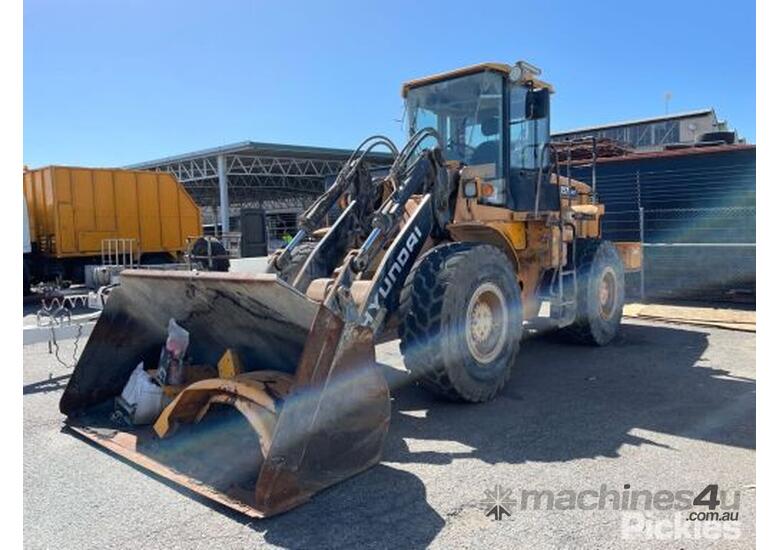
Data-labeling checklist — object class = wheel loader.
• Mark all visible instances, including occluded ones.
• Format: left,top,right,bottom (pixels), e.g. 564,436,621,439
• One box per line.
60,60,642,518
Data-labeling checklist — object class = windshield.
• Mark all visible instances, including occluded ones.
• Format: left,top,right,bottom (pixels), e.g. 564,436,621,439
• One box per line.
406,71,504,177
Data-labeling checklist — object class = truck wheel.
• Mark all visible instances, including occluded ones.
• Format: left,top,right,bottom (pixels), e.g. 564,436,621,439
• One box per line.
561,239,625,345
188,237,230,272
399,243,522,402
23,258,32,295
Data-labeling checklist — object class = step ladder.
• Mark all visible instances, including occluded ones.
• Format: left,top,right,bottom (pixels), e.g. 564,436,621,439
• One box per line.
534,136,604,327
547,222,578,327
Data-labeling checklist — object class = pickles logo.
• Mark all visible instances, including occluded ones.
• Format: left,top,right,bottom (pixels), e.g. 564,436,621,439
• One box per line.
480,484,517,521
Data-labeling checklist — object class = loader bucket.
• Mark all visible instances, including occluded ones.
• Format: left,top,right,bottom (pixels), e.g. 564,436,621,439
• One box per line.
60,270,391,517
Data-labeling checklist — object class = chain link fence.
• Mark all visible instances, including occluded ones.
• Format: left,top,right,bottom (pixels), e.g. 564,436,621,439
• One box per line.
637,206,754,301
595,161,756,303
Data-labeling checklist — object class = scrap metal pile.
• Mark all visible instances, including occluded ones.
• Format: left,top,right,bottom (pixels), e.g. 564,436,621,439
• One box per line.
553,137,634,163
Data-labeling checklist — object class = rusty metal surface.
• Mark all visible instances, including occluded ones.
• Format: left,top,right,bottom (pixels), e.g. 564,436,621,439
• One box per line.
553,137,634,161
561,142,755,166
255,306,391,515
68,372,288,517
60,270,318,415
67,422,268,518
61,271,390,518
149,371,290,450
614,241,643,272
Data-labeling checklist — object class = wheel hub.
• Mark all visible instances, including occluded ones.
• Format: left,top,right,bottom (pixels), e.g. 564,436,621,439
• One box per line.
598,267,617,320
470,302,494,342
465,282,508,364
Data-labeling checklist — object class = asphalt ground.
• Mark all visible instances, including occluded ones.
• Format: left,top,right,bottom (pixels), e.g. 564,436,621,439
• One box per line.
23,319,755,549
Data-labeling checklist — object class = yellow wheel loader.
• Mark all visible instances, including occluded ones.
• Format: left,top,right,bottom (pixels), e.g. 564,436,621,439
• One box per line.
60,60,641,517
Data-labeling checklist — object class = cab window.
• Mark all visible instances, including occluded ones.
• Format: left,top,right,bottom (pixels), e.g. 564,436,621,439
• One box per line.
406,70,505,180
509,84,550,171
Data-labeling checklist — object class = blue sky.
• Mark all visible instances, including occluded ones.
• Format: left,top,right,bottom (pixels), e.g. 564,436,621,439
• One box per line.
24,0,755,167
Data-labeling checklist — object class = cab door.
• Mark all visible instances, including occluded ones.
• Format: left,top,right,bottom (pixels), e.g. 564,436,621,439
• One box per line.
507,85,558,212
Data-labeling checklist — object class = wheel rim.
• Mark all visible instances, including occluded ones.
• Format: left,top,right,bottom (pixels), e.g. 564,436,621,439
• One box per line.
598,267,618,320
465,282,508,364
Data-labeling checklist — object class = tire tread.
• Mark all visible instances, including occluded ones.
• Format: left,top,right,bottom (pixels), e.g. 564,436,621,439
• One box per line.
399,243,517,402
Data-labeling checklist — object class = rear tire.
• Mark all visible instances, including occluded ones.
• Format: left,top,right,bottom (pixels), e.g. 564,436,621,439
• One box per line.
399,243,522,402
561,239,625,345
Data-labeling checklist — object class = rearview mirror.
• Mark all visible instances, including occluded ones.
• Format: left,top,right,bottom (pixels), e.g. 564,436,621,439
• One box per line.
525,89,550,120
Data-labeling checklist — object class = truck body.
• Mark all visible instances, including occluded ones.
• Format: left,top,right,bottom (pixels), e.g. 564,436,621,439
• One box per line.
23,166,201,284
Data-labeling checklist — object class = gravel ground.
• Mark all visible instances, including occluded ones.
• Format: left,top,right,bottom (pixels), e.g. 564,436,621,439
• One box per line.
23,319,755,549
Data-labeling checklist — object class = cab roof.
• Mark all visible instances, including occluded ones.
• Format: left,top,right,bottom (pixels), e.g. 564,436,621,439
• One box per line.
401,62,553,97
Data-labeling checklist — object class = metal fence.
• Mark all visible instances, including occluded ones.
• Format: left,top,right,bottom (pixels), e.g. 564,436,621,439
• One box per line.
592,162,756,213
265,212,299,250
585,156,756,304
603,205,756,302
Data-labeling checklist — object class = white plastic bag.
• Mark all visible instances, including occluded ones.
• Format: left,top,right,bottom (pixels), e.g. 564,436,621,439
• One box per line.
118,363,165,425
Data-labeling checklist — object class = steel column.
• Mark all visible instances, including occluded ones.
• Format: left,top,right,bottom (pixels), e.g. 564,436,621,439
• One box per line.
218,154,229,238
639,205,645,302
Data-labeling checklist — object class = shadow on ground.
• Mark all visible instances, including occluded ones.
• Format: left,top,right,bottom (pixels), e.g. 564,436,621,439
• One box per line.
258,464,443,549
251,322,754,548
380,323,754,468
23,373,71,395
44,322,753,548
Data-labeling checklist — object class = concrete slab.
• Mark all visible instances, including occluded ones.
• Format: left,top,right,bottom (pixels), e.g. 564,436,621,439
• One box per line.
624,303,755,332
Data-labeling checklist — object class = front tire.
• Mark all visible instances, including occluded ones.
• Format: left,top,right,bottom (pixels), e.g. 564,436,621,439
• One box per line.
399,243,522,402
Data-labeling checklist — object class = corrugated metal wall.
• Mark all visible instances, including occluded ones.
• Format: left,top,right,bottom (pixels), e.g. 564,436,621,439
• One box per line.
567,146,756,302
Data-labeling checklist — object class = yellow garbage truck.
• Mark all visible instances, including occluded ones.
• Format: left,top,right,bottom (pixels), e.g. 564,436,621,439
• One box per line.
23,166,202,291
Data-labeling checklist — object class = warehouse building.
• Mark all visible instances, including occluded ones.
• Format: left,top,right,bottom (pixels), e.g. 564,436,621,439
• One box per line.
553,109,743,151
127,141,391,248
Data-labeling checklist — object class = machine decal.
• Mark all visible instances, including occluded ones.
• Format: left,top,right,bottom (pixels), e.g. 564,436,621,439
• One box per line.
361,196,433,326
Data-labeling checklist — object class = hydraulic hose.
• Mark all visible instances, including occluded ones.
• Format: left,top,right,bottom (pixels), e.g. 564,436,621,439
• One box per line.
271,135,398,271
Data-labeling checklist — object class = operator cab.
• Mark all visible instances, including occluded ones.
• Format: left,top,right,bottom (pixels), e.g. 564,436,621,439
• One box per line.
403,61,558,212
